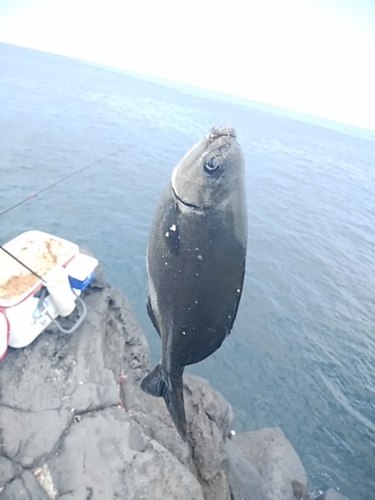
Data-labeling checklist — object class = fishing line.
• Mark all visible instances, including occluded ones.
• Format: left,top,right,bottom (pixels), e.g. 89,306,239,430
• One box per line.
0,138,153,218
228,99,237,126
0,137,154,280
229,102,235,124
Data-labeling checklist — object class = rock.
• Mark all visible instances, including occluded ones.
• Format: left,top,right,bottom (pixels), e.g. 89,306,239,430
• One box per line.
225,438,267,500
184,375,233,500
233,427,308,500
0,267,225,499
291,480,314,500
0,470,50,500
315,488,348,500
0,264,315,500
0,456,22,491
49,407,202,500
123,374,233,500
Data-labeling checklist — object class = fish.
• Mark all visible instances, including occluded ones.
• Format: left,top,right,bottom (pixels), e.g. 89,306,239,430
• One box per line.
141,125,247,440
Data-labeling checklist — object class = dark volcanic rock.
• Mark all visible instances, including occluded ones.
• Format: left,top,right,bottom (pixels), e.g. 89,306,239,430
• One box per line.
0,268,229,499
0,266,312,500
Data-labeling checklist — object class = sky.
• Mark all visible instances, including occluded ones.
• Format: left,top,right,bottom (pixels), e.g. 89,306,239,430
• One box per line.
0,0,374,131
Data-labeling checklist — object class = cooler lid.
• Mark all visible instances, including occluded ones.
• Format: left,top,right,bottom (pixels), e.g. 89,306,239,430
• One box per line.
65,253,99,281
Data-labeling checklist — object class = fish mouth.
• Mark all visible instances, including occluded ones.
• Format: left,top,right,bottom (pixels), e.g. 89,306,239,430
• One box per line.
171,126,238,210
205,126,237,156
207,126,237,141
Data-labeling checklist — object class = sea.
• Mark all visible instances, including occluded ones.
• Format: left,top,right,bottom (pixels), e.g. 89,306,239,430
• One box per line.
1,42,374,499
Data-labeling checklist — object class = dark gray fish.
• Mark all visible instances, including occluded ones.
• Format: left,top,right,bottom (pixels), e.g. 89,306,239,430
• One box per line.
141,125,247,440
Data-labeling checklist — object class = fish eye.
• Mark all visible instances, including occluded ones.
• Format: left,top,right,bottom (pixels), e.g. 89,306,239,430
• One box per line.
204,156,221,174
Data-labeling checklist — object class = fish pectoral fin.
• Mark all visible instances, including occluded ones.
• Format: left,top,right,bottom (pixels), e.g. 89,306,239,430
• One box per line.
147,297,161,337
141,365,187,441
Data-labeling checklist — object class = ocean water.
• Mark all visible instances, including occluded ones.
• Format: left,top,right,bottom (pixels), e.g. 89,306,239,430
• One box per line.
1,43,375,499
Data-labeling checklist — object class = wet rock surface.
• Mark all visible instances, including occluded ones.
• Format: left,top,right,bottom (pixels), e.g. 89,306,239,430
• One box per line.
232,427,308,500
315,489,349,500
0,268,347,499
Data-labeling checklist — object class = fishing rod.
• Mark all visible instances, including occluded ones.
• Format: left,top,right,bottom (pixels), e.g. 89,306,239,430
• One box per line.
0,138,153,275
0,244,46,282
0,138,152,218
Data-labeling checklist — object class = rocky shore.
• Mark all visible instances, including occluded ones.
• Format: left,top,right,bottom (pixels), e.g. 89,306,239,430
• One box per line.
0,267,347,500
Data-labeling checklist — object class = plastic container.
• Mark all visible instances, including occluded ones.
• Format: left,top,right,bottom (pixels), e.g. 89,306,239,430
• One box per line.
45,267,76,317
0,230,78,308
0,309,9,360
69,273,95,290
66,254,98,291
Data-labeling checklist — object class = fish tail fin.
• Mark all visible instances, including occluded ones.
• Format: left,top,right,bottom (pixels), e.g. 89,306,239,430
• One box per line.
141,364,187,441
